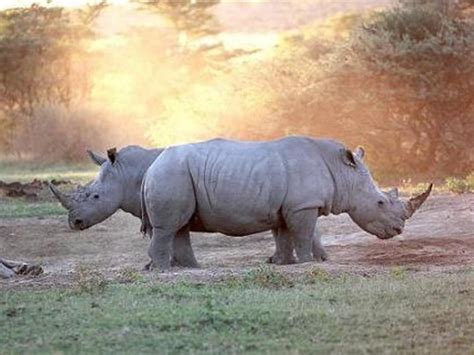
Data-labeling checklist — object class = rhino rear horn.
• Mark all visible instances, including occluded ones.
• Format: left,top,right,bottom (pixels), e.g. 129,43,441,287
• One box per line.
48,182,73,210
87,150,107,166
405,183,433,218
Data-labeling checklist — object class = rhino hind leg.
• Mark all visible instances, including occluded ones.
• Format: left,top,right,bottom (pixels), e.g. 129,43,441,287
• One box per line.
172,227,199,268
267,229,296,265
312,226,328,262
148,228,174,272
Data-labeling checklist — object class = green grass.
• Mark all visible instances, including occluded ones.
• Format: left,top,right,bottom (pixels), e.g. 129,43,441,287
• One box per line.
0,161,96,184
0,200,65,218
0,160,94,218
1,270,473,354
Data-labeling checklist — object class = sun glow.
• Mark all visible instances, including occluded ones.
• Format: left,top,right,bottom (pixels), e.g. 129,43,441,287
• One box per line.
0,0,290,148
0,0,129,10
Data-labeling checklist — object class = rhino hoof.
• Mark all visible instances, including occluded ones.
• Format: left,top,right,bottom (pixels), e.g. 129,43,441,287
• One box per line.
142,261,152,271
314,254,328,263
313,250,328,262
267,254,296,265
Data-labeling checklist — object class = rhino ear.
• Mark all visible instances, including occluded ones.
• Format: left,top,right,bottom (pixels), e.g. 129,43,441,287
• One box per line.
87,150,107,166
387,187,399,199
341,148,357,168
107,147,117,165
354,146,365,160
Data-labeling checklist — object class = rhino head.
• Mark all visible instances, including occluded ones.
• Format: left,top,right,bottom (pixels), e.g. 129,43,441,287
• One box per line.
49,148,124,230
341,147,432,239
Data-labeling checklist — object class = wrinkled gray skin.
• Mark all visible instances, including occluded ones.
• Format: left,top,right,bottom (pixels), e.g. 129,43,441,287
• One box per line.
141,136,432,271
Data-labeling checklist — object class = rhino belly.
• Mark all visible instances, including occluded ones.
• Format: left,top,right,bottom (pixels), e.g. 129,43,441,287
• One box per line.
198,212,281,236
193,189,284,236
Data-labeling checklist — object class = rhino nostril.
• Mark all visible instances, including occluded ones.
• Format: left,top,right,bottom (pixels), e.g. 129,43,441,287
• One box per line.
393,227,402,234
74,219,83,226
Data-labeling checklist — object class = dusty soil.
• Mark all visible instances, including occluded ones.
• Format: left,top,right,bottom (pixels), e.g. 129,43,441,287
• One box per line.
1,194,473,288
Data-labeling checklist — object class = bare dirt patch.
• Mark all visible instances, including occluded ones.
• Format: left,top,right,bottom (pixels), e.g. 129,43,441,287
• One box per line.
1,194,473,288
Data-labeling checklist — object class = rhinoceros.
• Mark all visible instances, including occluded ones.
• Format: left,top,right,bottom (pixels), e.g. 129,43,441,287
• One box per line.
49,145,329,268
0,258,43,279
141,136,432,271
49,146,198,268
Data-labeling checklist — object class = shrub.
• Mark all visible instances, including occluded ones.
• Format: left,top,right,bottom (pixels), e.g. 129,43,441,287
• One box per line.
303,266,331,284
242,265,292,289
445,173,474,193
10,102,147,162
116,266,144,283
72,265,107,294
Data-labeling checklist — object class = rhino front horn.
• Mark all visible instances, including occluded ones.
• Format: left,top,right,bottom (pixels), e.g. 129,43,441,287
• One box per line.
48,182,73,210
405,183,433,218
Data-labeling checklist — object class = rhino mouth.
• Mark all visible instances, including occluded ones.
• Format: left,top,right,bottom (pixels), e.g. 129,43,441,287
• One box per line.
376,226,403,240
69,218,89,231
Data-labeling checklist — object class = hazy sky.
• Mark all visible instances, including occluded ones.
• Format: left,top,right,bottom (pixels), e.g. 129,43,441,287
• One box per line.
0,0,129,10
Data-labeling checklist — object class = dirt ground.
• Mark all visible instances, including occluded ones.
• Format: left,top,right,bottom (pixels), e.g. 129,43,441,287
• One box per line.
1,193,473,288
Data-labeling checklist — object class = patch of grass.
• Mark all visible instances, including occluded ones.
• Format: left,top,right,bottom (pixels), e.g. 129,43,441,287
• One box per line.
303,266,331,283
399,180,437,195
1,271,473,354
72,265,108,295
241,264,292,288
445,173,474,194
389,266,407,280
0,161,96,184
0,200,65,218
116,266,144,284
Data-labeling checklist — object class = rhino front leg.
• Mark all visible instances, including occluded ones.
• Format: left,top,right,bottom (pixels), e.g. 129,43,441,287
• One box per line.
267,228,296,265
148,228,173,272
286,209,317,263
312,226,328,262
171,226,199,268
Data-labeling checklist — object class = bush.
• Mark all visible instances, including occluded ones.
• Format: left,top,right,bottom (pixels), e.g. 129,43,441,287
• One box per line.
10,102,147,162
72,265,107,294
445,172,474,193
242,265,292,289
258,0,474,180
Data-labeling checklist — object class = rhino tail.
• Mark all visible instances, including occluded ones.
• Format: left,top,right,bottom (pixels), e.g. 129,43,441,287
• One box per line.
140,178,152,238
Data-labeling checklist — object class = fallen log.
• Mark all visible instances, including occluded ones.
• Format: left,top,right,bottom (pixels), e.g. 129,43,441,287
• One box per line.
0,258,43,279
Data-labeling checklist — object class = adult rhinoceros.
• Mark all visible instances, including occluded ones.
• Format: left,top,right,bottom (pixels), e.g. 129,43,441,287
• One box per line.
140,136,432,271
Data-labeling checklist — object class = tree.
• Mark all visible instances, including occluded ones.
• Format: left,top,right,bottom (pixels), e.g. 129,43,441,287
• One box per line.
0,3,106,152
351,1,474,174
135,0,221,58
309,0,474,176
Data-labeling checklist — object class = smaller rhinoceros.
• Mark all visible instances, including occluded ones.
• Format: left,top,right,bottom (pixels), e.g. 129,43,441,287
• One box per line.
49,146,198,268
140,136,432,271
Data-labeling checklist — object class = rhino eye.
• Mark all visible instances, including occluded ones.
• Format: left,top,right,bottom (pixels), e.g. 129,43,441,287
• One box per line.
93,194,100,200
377,200,384,206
